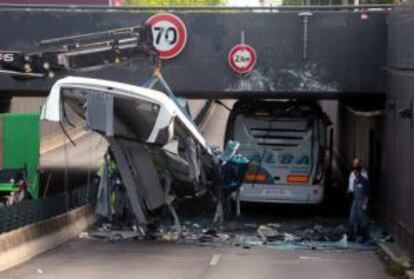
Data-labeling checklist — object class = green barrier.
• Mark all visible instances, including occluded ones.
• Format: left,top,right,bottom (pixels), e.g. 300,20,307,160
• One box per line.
0,113,40,199
0,183,15,193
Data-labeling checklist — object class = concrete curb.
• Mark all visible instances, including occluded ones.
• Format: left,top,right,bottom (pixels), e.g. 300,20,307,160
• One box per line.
0,205,96,272
377,242,413,278
377,242,411,268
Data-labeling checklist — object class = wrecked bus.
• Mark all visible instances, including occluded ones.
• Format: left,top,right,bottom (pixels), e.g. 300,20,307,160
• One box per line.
41,76,246,231
225,100,331,204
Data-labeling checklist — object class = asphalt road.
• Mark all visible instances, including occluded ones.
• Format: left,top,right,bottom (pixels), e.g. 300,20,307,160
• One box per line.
1,239,391,279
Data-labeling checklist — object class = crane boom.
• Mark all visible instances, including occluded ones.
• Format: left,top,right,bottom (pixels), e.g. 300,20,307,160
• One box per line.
0,24,158,79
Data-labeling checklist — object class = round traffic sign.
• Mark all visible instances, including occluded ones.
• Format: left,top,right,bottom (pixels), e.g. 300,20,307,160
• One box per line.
228,43,257,74
146,13,187,60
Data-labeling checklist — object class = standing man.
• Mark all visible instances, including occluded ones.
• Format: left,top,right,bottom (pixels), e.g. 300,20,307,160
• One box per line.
348,165,370,242
348,158,368,193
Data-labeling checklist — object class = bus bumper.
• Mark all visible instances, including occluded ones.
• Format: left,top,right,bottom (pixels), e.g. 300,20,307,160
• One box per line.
239,183,324,204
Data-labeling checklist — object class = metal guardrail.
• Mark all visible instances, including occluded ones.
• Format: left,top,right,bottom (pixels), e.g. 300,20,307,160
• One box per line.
0,183,97,234
0,4,395,11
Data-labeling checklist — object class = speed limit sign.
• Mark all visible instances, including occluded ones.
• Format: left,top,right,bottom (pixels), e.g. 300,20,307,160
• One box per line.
146,13,187,60
228,43,257,74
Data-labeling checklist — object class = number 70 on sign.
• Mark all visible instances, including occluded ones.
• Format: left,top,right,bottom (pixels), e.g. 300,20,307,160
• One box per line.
146,13,188,60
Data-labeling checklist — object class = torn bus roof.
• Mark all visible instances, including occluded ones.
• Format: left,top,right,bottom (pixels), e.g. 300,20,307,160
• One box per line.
41,76,208,150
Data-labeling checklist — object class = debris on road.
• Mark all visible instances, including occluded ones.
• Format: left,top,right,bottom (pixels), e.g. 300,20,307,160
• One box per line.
298,224,348,242
86,213,379,252
78,232,90,239
257,224,283,243
89,229,141,241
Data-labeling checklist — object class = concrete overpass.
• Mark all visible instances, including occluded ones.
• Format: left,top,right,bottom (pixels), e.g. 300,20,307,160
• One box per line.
0,5,388,98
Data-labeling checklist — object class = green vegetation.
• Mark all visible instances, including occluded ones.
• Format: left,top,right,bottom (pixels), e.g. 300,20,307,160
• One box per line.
386,262,407,279
376,249,408,279
124,0,228,6
125,0,392,7
282,0,393,5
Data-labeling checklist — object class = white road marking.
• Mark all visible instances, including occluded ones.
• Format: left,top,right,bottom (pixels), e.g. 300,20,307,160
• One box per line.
299,256,344,263
209,254,222,266
300,256,321,260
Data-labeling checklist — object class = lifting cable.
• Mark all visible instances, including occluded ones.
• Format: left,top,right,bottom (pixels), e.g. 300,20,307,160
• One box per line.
59,94,76,146
152,67,194,122
215,100,232,112
59,121,76,146
63,132,70,211
86,132,92,203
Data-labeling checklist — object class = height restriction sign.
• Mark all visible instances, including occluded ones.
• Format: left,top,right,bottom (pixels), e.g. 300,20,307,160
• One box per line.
228,43,257,74
146,13,188,60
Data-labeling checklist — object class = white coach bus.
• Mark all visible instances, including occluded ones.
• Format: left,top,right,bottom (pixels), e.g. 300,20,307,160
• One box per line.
225,100,331,204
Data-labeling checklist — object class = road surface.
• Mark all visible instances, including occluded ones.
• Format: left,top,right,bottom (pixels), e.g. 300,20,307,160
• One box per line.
1,239,390,279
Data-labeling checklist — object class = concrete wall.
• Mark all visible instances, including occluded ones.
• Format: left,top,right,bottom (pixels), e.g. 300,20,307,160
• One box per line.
383,1,414,261
0,205,96,272
10,97,84,152
335,102,384,220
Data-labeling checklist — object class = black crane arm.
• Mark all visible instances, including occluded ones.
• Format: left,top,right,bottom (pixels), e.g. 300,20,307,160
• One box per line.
0,24,159,79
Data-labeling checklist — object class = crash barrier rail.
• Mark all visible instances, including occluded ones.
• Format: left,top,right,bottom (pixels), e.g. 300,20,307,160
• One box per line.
0,4,395,11
0,183,98,234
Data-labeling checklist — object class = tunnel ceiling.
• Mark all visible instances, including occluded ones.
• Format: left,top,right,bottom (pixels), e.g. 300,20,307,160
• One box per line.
0,7,388,98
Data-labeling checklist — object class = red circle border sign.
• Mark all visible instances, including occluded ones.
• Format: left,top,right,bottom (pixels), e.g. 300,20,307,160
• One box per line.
146,13,188,60
228,43,257,74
